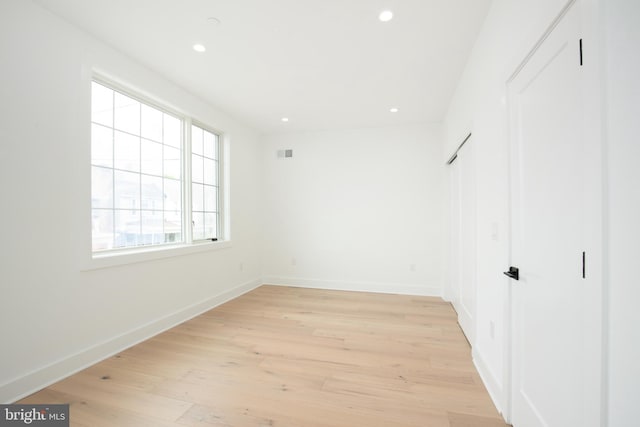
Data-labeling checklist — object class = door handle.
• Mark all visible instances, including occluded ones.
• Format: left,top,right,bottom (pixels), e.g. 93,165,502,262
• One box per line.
503,266,519,280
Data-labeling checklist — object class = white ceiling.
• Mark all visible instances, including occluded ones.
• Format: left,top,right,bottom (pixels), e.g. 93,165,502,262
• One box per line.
34,0,491,134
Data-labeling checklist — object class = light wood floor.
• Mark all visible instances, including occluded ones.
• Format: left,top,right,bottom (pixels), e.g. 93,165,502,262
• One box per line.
19,285,509,427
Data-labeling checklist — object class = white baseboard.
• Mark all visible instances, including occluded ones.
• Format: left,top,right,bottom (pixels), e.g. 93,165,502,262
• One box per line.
0,278,262,404
262,275,442,297
472,348,506,419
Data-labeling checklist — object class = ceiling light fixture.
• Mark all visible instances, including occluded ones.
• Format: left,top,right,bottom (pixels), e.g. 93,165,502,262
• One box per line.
193,44,206,52
390,107,399,113
379,10,393,22
281,117,289,122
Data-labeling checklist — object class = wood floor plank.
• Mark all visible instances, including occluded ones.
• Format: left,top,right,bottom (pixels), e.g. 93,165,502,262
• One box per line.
17,285,509,426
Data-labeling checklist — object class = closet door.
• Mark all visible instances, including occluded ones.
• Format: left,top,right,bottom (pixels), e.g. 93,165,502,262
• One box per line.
450,140,476,343
449,156,461,312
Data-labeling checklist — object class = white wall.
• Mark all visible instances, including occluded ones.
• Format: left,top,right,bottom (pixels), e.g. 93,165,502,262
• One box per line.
0,0,263,403
604,0,640,425
261,124,444,296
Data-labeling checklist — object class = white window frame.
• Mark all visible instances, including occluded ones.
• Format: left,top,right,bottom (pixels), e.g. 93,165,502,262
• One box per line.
86,75,230,270
189,121,223,243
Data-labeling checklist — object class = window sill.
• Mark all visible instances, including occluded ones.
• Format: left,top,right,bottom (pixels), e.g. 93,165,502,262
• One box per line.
82,240,232,271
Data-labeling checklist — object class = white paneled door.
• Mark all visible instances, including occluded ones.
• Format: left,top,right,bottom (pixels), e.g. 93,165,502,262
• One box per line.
508,1,599,426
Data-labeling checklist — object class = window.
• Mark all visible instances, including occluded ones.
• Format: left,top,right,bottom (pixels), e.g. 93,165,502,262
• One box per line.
190,124,219,241
90,79,222,255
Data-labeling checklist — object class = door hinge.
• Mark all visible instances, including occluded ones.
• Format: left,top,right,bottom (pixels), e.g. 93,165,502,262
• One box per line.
579,38,583,66
582,251,586,279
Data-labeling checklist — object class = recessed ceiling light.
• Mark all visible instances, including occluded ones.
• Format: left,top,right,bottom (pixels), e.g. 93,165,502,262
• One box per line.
379,10,393,22
193,44,206,52
281,117,289,122
390,107,399,113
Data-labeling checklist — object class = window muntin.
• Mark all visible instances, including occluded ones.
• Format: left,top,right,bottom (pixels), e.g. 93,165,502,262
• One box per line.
91,80,222,253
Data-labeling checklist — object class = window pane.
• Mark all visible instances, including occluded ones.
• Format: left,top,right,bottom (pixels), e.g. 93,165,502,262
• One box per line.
192,212,205,240
192,183,204,212
163,178,181,212
141,139,163,176
91,82,113,127
92,166,113,209
114,170,140,210
141,104,163,142
204,185,217,212
114,131,140,172
141,210,164,245
141,175,163,211
92,209,113,251
164,114,181,148
115,210,141,248
191,125,203,155
114,92,140,135
203,158,216,185
192,154,203,183
203,131,217,159
204,213,217,239
164,210,182,243
91,124,113,167
164,146,181,179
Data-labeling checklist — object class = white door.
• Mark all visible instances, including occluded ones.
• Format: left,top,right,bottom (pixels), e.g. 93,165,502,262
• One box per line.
449,140,476,343
508,1,596,426
457,142,476,342
449,157,461,309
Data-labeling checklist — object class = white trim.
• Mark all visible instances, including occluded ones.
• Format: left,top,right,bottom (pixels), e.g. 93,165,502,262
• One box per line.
262,276,441,297
473,348,506,421
83,240,232,271
0,279,261,404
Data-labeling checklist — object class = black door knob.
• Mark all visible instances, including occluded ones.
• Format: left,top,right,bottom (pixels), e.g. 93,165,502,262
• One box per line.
503,266,519,280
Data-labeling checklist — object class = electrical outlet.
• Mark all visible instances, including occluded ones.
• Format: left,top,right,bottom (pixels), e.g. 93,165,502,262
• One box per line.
291,257,297,266
409,264,416,272
239,262,244,272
